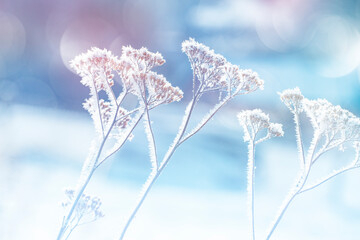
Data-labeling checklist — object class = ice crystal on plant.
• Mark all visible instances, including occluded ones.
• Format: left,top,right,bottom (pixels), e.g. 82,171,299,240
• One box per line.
182,38,227,90
70,47,127,136
303,98,360,142
237,109,283,142
268,123,284,138
238,69,264,93
182,38,264,96
119,46,183,107
70,47,120,91
279,87,304,113
223,64,264,95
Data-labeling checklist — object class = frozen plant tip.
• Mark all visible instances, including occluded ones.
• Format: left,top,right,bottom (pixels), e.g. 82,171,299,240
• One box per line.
237,109,283,240
279,87,304,114
303,98,360,144
119,46,183,106
237,109,284,143
181,38,264,97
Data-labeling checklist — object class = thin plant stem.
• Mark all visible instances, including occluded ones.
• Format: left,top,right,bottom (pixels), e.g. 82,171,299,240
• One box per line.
119,96,198,240
265,132,319,240
144,104,158,170
95,112,144,170
299,166,358,194
57,99,139,240
247,140,256,240
294,113,305,166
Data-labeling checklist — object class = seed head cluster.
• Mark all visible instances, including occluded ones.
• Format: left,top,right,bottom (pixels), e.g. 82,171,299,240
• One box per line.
280,88,360,145
279,87,304,114
70,47,120,91
182,38,264,95
119,46,183,106
237,109,284,142
303,98,360,141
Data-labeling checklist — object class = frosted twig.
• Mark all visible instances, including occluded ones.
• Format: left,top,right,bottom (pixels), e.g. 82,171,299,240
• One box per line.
238,109,283,240
144,105,158,170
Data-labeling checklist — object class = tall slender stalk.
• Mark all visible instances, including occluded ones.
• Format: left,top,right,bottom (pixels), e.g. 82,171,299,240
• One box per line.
247,140,256,240
294,113,305,167
238,109,283,240
265,133,317,240
119,96,198,240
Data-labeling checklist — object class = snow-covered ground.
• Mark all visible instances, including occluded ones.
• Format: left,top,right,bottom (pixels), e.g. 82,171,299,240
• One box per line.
1,104,360,240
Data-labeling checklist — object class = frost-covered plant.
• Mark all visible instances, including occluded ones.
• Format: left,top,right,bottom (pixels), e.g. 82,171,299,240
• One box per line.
118,38,264,240
237,88,360,240
237,109,283,240
56,46,182,239
57,39,264,240
265,88,360,239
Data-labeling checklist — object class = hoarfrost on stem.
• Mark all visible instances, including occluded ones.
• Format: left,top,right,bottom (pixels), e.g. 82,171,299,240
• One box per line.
58,45,183,240
237,109,283,240
265,88,360,240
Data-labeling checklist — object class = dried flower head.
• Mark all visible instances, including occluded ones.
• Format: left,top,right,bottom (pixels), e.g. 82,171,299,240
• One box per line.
182,38,264,96
62,189,104,223
145,72,183,107
303,98,360,142
70,47,120,91
182,38,227,90
239,69,264,93
223,65,264,95
238,109,283,142
268,123,285,138
119,46,183,106
279,87,304,113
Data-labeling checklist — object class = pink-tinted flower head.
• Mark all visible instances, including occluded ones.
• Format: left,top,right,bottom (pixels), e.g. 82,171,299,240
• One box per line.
119,45,183,106
70,47,121,91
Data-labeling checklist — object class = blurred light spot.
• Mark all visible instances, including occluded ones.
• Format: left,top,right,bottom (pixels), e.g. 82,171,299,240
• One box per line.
48,55,84,104
311,15,360,78
60,17,118,72
255,15,288,52
45,9,69,53
0,11,26,61
109,36,124,56
272,8,315,49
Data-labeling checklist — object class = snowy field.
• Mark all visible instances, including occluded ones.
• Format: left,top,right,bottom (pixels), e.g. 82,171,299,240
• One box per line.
1,104,360,240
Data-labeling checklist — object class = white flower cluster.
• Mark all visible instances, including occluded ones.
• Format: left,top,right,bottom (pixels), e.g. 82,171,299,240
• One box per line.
303,98,360,140
62,189,104,223
70,46,184,136
237,109,284,142
119,46,183,107
182,38,264,95
278,87,304,114
280,88,360,145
